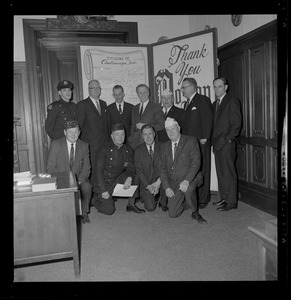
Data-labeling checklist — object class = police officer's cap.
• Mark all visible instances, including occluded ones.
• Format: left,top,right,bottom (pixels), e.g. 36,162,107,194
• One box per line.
111,123,125,133
57,80,74,91
64,120,79,130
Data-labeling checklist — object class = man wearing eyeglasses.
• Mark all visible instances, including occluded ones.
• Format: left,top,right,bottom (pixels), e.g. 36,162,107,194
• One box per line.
75,79,109,194
180,77,214,210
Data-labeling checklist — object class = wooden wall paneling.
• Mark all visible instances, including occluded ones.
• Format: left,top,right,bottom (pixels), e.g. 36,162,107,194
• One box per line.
236,143,247,180
249,44,266,139
252,145,266,186
14,62,36,173
270,38,278,140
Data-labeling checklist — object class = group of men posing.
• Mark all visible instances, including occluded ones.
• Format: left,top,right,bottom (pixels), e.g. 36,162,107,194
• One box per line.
45,77,242,225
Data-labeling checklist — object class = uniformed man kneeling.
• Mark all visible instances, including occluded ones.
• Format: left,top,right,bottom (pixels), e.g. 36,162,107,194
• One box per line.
91,123,145,215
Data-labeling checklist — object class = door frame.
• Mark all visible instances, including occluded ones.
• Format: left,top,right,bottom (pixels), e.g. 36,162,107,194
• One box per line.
23,18,138,173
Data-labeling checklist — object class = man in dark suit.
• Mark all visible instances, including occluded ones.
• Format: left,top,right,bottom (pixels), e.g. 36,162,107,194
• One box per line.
128,84,164,149
181,77,214,209
157,89,184,143
47,120,92,224
91,123,145,215
212,77,242,211
75,79,109,193
107,85,133,143
159,118,206,224
134,124,167,212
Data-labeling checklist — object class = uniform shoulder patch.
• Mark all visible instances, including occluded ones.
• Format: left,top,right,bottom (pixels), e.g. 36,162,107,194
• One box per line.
48,104,53,110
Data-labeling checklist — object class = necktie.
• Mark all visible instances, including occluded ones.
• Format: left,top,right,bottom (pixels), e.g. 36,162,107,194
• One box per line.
69,143,74,169
139,103,144,118
96,100,101,115
163,107,167,115
184,98,190,110
118,104,122,114
216,98,220,112
149,145,154,161
173,142,178,160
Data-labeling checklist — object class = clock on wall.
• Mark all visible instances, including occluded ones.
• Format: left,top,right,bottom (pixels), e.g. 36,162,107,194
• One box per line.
231,15,243,26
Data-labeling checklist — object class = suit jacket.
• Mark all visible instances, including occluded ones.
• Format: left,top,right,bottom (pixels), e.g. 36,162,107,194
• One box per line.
128,100,164,149
158,105,184,143
75,97,109,151
134,142,162,188
107,101,133,138
46,137,91,183
159,135,201,190
212,94,242,151
182,93,213,140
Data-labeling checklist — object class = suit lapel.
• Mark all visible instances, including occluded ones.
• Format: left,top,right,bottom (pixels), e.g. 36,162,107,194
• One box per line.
173,136,184,162
87,97,99,115
61,137,70,166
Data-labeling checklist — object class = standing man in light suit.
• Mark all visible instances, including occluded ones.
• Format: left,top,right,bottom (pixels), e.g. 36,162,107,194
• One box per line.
180,77,214,209
159,118,206,224
47,120,92,224
212,77,242,211
128,84,164,149
75,79,109,193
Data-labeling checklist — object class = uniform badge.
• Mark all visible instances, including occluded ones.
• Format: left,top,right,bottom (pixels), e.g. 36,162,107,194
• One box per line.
123,162,129,167
48,104,53,110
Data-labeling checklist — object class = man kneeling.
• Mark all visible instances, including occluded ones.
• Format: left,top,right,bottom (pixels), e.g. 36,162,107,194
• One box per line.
159,118,206,224
91,123,145,215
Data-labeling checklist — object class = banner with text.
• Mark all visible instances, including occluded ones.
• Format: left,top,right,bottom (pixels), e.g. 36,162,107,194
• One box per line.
152,29,217,108
79,45,149,105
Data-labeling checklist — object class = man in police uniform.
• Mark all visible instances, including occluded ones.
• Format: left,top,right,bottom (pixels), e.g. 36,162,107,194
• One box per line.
91,123,145,215
45,80,76,140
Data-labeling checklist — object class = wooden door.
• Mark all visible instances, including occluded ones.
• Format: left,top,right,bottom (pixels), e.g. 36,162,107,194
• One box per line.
218,20,277,215
14,62,36,173
23,17,138,173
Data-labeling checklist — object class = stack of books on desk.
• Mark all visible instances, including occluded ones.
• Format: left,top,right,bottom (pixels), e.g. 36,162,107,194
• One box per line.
32,177,57,192
14,171,35,186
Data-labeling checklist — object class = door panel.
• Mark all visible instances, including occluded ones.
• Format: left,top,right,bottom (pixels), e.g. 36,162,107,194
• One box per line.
14,63,36,173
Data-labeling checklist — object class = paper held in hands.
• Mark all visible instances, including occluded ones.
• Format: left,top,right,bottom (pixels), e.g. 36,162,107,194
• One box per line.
112,184,138,197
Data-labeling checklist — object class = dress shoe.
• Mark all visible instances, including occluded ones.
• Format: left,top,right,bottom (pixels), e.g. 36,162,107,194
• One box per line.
217,203,238,211
212,199,226,206
191,212,207,224
158,202,168,212
81,214,90,224
126,205,145,213
198,203,208,209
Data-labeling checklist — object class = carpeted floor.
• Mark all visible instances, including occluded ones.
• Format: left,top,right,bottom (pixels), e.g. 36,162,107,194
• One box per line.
14,194,275,282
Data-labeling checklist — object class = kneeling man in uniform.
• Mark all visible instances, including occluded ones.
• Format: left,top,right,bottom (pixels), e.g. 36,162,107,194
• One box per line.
91,123,145,215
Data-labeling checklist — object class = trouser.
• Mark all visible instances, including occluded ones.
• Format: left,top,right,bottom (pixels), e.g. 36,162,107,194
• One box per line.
198,141,211,204
91,172,136,215
79,180,92,214
214,141,238,206
167,180,198,218
140,185,167,212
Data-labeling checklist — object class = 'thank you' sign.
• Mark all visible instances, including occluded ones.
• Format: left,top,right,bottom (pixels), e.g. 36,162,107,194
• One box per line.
152,28,218,107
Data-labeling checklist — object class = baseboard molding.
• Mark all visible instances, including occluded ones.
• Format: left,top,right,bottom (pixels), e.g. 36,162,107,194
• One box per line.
238,182,277,217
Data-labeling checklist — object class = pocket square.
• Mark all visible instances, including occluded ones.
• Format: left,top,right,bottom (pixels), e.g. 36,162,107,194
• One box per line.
191,106,197,110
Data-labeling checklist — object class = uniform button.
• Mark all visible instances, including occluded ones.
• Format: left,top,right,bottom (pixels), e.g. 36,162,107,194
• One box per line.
110,158,112,160
64,118,66,120
110,149,113,152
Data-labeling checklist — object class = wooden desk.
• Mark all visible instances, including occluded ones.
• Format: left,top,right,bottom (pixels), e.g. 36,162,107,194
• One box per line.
248,218,277,280
14,171,80,277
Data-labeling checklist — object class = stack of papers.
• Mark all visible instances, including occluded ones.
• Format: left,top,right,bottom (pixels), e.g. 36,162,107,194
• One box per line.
14,171,35,186
32,177,57,192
